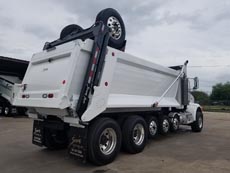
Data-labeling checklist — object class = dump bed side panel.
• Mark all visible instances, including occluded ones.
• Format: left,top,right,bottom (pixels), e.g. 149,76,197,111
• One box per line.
81,48,184,122
107,49,182,108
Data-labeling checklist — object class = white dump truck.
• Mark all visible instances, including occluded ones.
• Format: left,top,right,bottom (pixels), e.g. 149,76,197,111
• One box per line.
0,56,28,116
0,8,203,165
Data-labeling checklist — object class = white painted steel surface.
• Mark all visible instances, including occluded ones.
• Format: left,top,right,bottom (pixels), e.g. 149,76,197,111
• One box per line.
107,49,182,108
13,40,93,109
12,39,186,121
0,75,21,103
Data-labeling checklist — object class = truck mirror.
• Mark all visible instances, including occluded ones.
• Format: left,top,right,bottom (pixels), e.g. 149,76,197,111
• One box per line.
193,77,199,90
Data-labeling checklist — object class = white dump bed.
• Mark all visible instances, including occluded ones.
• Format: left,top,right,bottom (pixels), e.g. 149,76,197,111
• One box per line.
13,39,183,121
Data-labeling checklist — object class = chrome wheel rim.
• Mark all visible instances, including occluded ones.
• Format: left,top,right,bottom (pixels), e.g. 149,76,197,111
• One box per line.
198,117,203,129
162,119,169,133
4,107,9,115
107,16,122,40
133,123,145,145
173,118,179,130
149,120,157,136
99,128,117,155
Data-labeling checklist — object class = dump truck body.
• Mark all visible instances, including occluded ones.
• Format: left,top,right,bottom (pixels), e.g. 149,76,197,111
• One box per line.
13,39,189,122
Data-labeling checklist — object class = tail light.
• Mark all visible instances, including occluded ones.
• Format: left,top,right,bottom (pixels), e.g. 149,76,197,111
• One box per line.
48,93,54,98
42,93,54,98
22,94,30,98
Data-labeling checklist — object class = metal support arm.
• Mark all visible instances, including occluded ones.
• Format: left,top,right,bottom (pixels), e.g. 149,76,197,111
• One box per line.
153,60,188,106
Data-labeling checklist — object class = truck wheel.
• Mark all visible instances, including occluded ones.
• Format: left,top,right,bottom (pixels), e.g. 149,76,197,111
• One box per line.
60,24,83,40
0,106,3,116
4,106,11,116
170,116,180,132
18,107,26,116
44,128,68,150
96,8,126,49
159,115,170,135
191,110,203,132
122,115,147,154
88,117,121,165
146,116,158,139
11,107,18,116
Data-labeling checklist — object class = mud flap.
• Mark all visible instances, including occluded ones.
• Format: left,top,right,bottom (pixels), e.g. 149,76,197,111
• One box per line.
32,120,44,146
68,126,88,163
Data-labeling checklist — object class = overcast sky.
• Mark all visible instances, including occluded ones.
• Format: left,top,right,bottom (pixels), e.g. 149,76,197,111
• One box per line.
0,0,230,93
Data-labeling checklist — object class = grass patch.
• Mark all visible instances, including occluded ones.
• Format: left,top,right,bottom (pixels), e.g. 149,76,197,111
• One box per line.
203,105,230,113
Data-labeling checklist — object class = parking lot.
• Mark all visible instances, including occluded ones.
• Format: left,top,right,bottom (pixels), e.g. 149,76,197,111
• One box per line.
0,112,230,173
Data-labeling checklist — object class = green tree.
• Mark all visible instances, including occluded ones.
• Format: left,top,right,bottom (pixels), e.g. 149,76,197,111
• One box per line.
210,82,230,105
191,91,210,105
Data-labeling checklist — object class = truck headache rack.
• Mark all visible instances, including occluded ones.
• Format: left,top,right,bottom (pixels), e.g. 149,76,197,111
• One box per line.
44,22,111,117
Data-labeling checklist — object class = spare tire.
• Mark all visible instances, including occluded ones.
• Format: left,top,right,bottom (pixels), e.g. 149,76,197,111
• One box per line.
96,8,126,50
60,24,83,40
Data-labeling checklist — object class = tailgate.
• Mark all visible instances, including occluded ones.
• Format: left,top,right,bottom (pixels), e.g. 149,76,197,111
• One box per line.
13,41,84,108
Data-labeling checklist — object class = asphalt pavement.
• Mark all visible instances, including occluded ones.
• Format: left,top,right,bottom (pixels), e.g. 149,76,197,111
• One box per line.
0,112,229,173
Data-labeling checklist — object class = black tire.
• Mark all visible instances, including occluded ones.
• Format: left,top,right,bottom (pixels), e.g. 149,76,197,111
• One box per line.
122,115,147,154
88,117,121,165
10,107,18,116
158,115,170,135
146,116,158,139
0,106,3,116
96,8,126,49
191,110,203,132
170,115,180,132
44,128,68,150
18,107,27,116
60,24,83,40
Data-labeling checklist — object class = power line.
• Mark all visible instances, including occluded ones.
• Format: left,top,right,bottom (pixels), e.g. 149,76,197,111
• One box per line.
188,65,230,68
